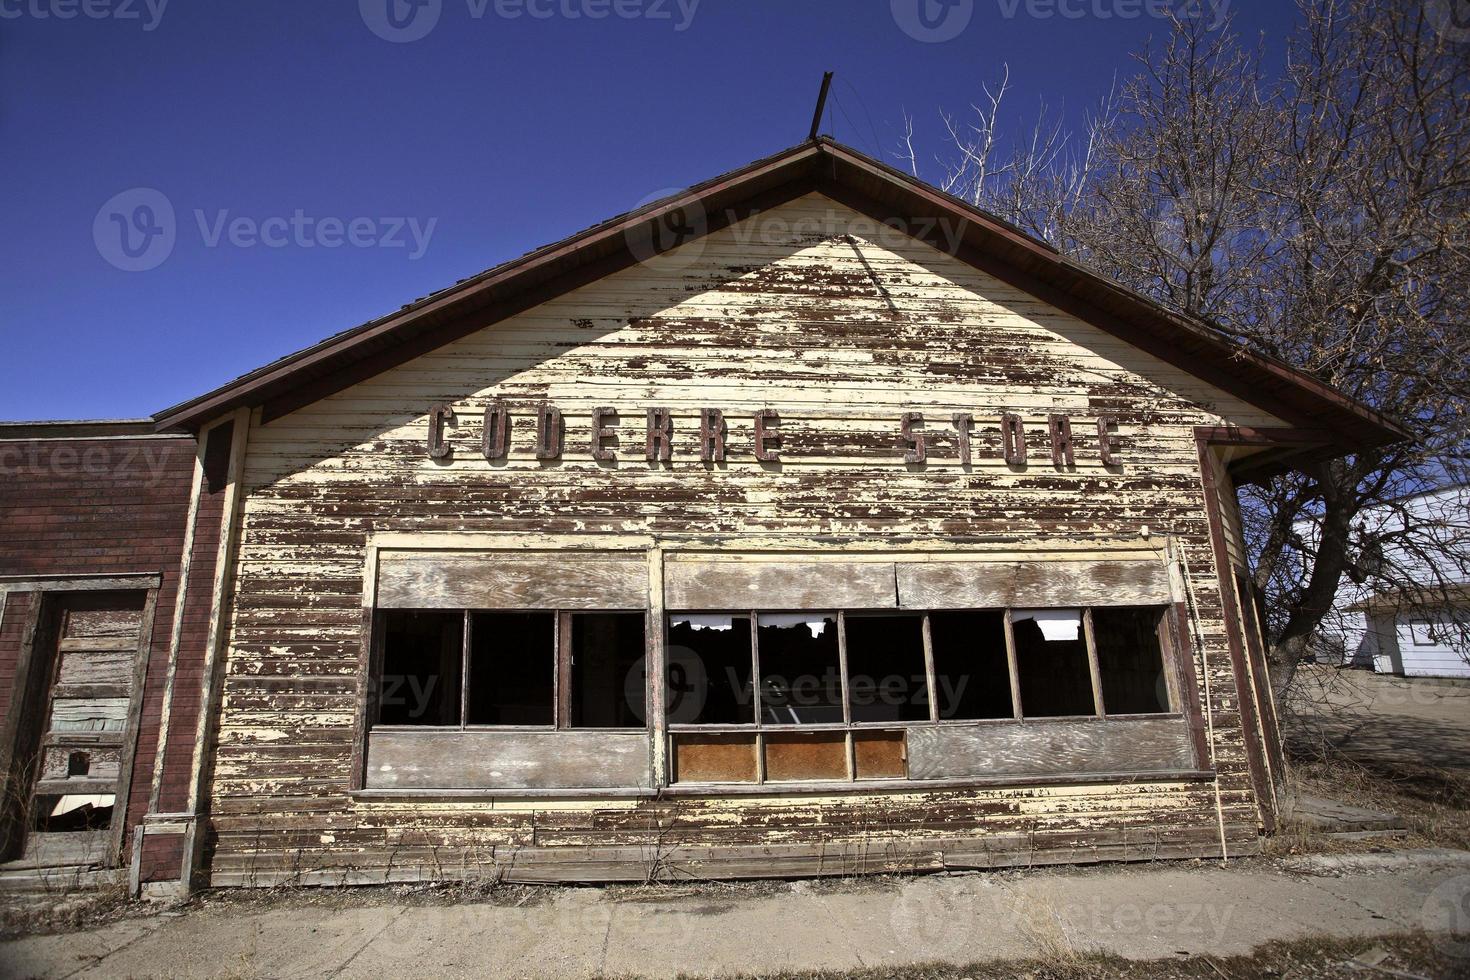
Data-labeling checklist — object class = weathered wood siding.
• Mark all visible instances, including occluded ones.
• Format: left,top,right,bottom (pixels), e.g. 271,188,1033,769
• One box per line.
211,194,1280,882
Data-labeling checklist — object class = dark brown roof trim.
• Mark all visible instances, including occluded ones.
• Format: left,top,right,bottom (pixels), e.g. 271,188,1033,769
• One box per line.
0,419,186,440
152,138,1409,450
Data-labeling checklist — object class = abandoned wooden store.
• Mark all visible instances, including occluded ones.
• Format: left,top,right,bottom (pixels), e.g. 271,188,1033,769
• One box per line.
0,138,1407,895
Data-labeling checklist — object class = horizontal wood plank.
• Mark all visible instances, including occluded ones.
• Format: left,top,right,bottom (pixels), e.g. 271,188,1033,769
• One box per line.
377,552,648,610
665,560,896,610
906,717,1194,779
896,559,1171,609
364,730,651,790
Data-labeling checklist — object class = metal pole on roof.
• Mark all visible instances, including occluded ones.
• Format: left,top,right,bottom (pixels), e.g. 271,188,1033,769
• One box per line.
808,72,834,141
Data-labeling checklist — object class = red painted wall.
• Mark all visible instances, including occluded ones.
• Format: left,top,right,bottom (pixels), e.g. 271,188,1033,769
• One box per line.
0,432,198,862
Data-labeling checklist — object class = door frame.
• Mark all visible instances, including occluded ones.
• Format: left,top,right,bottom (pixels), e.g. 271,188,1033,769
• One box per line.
0,575,160,867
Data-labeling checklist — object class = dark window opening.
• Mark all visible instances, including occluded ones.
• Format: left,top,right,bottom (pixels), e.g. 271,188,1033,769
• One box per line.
929,611,1013,720
757,614,842,724
569,613,646,728
1093,607,1170,714
468,612,555,725
668,615,754,725
67,752,90,777
378,610,463,726
1013,610,1095,717
844,615,930,722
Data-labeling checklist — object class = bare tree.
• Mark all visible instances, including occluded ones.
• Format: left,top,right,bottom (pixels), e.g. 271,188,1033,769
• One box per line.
919,1,1470,694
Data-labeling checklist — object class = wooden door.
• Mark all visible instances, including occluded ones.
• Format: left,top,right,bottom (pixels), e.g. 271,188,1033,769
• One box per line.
18,594,146,869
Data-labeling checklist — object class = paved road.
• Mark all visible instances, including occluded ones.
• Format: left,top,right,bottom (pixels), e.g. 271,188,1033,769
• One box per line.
3,849,1469,978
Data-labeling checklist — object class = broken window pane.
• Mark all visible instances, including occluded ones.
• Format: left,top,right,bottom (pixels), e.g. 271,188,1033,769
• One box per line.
569,612,646,728
467,612,555,725
1013,609,1095,717
667,615,753,724
378,610,463,726
1093,607,1170,714
757,614,842,725
929,611,1013,720
844,615,929,722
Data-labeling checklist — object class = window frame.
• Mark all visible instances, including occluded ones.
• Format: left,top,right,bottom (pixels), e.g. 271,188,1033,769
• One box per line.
369,608,651,734
666,604,1184,785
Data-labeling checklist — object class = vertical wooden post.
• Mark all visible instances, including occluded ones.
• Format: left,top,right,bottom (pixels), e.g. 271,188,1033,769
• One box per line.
556,611,573,729
1083,608,1106,717
148,431,207,811
1003,609,1023,721
920,613,938,722
460,611,473,728
837,611,855,781
182,405,252,895
646,546,666,788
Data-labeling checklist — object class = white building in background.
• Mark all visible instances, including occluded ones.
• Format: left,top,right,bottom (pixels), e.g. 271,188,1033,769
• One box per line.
1305,484,1470,678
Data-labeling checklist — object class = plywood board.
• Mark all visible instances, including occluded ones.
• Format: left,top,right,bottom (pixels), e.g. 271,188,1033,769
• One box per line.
907,717,1193,779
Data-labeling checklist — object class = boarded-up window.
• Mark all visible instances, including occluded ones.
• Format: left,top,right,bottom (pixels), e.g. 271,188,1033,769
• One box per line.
929,611,1012,720
671,732,758,783
1092,607,1170,714
764,732,847,781
1013,610,1095,718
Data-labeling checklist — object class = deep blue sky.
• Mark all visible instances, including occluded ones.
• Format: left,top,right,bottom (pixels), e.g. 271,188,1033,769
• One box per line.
0,0,1299,421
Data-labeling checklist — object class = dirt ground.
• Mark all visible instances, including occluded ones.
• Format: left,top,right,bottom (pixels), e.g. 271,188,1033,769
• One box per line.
1278,665,1470,853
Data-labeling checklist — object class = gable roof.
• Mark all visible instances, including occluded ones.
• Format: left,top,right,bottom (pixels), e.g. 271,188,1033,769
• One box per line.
152,137,1409,451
